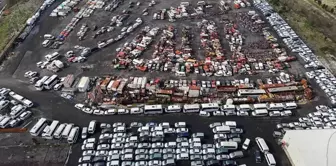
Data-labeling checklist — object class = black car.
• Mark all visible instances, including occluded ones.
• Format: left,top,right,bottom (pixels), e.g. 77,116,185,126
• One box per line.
222,160,237,166
98,139,111,145
255,150,262,163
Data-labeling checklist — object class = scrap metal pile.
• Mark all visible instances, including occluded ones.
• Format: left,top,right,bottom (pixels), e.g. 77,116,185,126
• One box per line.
199,20,224,59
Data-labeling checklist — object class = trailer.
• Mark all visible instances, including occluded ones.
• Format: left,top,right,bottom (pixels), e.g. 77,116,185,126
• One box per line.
141,77,147,89
77,77,90,92
117,81,126,94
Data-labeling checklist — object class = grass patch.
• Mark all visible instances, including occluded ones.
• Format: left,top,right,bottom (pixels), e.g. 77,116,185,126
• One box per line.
271,1,336,56
0,1,38,52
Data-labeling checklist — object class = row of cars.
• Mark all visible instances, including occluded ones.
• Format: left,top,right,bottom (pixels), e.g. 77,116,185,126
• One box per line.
276,105,336,132
78,121,249,166
0,88,33,128
254,0,335,105
306,69,336,105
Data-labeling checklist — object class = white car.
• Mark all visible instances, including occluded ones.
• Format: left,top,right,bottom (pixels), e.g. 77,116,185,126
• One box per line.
213,111,225,116
93,109,104,115
199,111,210,117
24,71,38,78
174,122,186,128
237,111,249,116
75,104,84,110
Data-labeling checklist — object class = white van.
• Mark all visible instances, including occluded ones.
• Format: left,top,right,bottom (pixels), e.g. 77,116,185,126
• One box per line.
237,104,251,111
252,109,269,116
88,120,97,134
265,152,276,166
225,121,237,128
284,102,297,110
213,126,231,134
255,137,269,153
242,138,250,150
117,109,129,115
44,34,55,40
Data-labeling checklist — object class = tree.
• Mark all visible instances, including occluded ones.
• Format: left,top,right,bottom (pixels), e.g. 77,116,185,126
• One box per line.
317,0,322,5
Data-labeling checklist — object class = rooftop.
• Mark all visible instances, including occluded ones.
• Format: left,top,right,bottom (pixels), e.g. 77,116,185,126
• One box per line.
282,129,336,166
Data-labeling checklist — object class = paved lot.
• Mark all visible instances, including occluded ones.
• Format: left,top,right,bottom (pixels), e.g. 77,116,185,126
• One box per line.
0,0,332,166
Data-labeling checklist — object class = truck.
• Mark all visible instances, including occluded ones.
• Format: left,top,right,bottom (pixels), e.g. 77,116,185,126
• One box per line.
77,77,90,92
117,81,127,94
111,80,121,91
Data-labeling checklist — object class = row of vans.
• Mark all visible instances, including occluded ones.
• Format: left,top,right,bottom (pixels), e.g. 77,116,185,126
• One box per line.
0,111,32,128
255,137,276,166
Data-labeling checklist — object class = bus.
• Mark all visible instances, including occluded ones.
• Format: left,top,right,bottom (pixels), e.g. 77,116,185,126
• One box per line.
183,104,200,113
42,120,59,139
43,75,59,90
237,89,266,97
35,76,49,91
267,103,284,111
53,123,66,139
0,117,11,128
255,137,269,153
61,123,74,138
30,118,47,136
284,102,297,110
252,109,269,116
144,105,163,114
201,103,219,112
253,103,267,110
165,105,182,113
67,127,79,144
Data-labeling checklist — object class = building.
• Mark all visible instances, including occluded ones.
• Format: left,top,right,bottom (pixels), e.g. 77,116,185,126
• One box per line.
77,77,90,92
281,129,336,166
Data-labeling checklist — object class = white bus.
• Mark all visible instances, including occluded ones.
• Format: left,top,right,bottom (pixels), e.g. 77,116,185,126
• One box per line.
253,103,267,110
183,104,200,113
265,152,276,166
201,103,219,112
144,105,163,114
61,123,74,138
215,141,238,150
165,105,182,113
43,75,59,90
35,76,49,91
22,99,34,108
30,118,47,136
267,103,284,111
236,104,251,111
252,109,269,116
45,52,59,61
284,102,297,110
67,127,79,144
0,117,11,128
10,104,26,118
222,105,236,111
53,123,66,139
42,120,59,139
255,137,269,153
88,120,97,134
